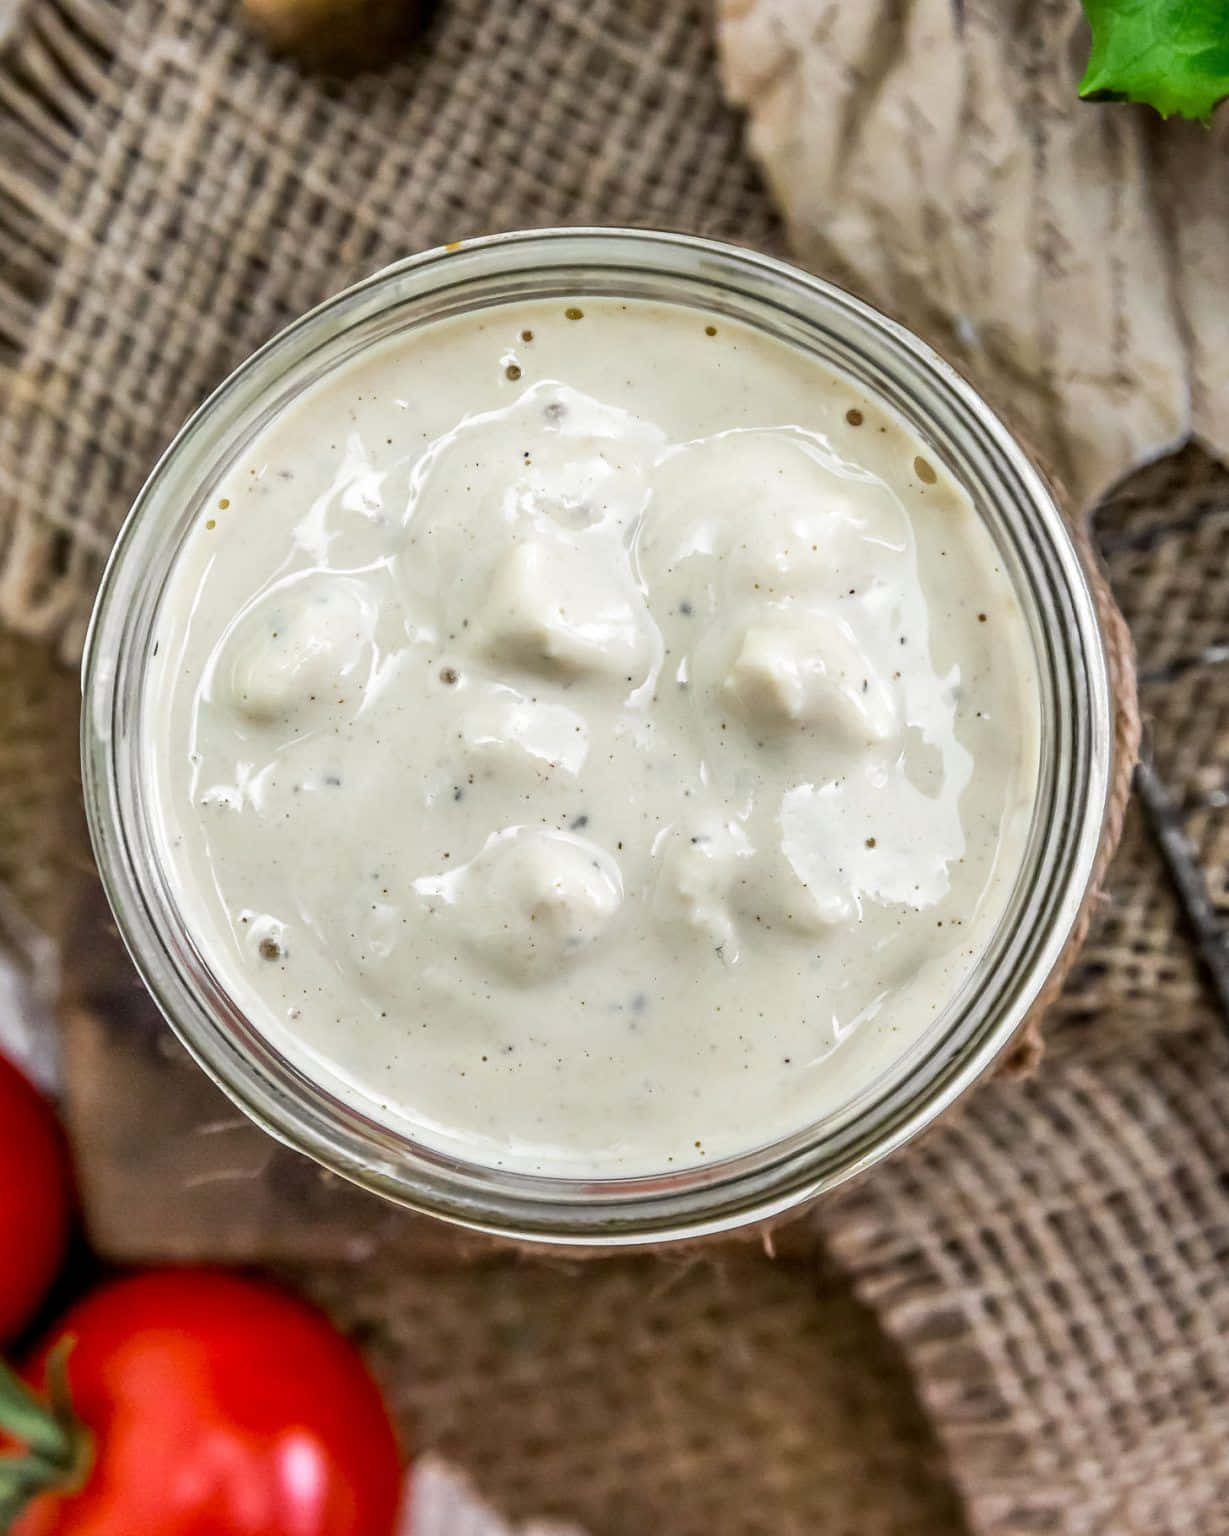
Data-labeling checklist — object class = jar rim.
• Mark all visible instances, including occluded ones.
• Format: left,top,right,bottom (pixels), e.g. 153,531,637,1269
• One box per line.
81,228,1113,1245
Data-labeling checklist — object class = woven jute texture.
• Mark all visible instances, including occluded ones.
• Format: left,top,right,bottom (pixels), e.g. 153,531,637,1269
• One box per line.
0,0,781,655
812,452,1229,1536
295,1252,970,1536
1,1,1226,1533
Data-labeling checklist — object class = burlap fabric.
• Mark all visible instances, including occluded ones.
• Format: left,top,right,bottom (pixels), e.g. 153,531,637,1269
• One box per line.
0,0,782,654
1,1,1226,1532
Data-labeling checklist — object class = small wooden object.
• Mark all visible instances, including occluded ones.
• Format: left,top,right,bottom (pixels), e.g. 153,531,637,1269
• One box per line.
242,0,429,73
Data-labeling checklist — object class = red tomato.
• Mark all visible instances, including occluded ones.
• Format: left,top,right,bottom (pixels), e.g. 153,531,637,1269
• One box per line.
11,1269,402,1536
0,1053,72,1344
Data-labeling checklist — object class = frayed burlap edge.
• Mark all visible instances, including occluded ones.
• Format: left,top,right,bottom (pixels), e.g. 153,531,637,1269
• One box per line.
0,0,122,649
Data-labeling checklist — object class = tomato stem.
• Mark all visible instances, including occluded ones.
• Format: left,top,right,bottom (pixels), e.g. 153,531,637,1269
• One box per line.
0,1341,92,1523
0,1359,70,1463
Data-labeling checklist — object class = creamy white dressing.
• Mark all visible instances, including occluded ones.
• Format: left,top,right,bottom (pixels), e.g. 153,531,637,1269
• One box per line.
146,298,1039,1176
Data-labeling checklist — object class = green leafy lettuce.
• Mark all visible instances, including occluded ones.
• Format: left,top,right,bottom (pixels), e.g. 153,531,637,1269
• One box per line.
1079,0,1229,120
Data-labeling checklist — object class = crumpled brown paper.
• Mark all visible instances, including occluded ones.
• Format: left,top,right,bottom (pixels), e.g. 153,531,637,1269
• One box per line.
715,0,1229,509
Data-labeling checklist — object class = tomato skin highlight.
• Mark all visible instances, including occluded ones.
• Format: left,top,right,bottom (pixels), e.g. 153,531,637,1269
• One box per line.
12,1270,402,1536
0,1054,72,1346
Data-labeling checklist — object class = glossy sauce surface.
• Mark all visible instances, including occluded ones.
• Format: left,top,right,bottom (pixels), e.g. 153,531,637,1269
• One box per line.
146,298,1039,1174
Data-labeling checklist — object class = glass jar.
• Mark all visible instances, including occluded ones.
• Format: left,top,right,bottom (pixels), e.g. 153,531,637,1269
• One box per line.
81,229,1113,1246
